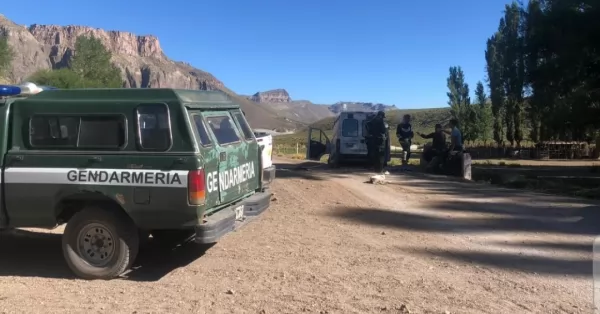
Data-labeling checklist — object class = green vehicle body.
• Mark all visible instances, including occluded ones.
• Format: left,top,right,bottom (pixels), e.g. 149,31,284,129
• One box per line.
0,88,275,279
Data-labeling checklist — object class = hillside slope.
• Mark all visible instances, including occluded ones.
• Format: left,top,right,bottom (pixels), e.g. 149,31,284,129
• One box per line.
246,89,401,125
0,14,296,130
244,89,335,124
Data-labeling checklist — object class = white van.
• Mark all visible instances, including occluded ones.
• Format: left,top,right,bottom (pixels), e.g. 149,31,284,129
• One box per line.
306,111,390,167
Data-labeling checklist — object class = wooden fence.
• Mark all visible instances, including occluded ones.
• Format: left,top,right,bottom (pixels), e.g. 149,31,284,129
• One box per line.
274,142,598,160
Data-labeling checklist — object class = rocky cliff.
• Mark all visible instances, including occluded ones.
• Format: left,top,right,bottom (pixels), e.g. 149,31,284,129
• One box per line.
247,89,334,124
0,15,298,130
0,15,52,83
251,89,291,103
27,24,224,90
0,14,398,129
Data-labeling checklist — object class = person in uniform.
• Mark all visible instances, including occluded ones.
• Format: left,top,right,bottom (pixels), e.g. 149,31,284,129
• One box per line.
396,114,414,169
365,111,387,173
383,121,391,168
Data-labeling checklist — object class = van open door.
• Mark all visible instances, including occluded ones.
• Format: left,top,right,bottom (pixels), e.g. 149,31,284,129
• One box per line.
306,127,331,161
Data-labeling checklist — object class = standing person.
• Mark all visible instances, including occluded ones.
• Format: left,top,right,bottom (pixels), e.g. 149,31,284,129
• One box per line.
396,114,414,169
365,111,387,173
419,123,446,169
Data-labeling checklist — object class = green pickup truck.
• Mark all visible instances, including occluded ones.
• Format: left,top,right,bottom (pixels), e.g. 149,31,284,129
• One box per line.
0,84,275,280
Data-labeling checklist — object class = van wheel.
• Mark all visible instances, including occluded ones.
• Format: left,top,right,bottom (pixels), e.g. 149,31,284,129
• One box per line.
62,207,139,280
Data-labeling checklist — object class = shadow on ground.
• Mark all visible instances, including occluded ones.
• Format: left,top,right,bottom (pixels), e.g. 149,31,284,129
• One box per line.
274,162,326,181
274,161,369,181
332,203,599,277
406,247,591,277
0,229,211,281
472,163,600,178
385,166,600,205
491,240,591,252
334,200,600,236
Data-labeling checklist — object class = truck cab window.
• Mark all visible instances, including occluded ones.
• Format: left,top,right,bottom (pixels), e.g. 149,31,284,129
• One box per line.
136,104,172,151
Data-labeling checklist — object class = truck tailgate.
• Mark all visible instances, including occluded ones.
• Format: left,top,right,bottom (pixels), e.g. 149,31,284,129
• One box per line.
255,134,273,169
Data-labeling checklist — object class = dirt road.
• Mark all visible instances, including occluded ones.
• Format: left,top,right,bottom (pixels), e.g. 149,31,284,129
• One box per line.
0,157,597,313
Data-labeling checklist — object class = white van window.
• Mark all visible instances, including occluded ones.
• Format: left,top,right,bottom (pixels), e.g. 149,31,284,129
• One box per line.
362,120,369,136
342,118,359,137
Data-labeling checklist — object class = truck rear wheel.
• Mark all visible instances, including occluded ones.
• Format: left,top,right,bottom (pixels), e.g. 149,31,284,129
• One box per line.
62,207,139,280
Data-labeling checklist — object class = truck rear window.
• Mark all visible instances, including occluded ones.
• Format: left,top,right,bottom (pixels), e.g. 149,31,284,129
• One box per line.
29,115,125,149
191,114,213,146
342,118,359,137
205,115,241,145
78,116,126,148
136,104,172,151
232,112,254,140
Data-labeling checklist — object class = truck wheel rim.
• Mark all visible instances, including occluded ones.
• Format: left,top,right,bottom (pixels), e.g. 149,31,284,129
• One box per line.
77,223,116,267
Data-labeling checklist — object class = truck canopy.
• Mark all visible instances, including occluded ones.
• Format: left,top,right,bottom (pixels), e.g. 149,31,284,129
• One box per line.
13,88,241,109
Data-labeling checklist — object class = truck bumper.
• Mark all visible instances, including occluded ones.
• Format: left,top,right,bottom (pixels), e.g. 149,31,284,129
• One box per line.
262,165,276,189
194,189,271,244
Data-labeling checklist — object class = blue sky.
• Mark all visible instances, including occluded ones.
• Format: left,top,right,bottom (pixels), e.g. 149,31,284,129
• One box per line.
3,0,511,108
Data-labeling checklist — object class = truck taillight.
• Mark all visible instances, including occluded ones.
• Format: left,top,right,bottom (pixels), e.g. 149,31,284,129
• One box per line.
188,169,206,205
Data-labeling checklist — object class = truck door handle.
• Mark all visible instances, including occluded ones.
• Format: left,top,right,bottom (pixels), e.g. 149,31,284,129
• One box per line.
219,152,227,162
88,156,102,163
12,155,23,162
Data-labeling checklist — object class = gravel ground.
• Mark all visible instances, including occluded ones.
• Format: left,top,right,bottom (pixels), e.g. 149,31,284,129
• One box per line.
0,157,597,314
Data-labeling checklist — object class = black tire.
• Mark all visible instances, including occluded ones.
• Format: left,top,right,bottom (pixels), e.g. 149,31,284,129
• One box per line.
62,207,139,280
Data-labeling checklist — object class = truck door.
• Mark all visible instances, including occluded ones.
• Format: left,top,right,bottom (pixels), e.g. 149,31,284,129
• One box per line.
306,127,330,161
203,111,259,205
187,111,221,209
0,104,8,228
339,115,368,156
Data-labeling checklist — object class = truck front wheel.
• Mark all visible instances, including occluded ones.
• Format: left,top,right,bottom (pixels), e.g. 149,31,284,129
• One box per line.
62,207,139,280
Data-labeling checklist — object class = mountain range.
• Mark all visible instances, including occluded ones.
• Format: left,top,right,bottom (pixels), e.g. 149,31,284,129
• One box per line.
0,14,398,131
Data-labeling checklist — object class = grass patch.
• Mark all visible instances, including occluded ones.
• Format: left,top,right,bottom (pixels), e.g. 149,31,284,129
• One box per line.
472,159,522,167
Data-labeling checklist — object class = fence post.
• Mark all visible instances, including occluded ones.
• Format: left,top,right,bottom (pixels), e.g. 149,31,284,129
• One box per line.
296,142,299,155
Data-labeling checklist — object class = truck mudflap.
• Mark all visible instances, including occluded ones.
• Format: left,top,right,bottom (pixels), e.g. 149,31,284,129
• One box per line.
194,189,271,244
261,165,276,189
